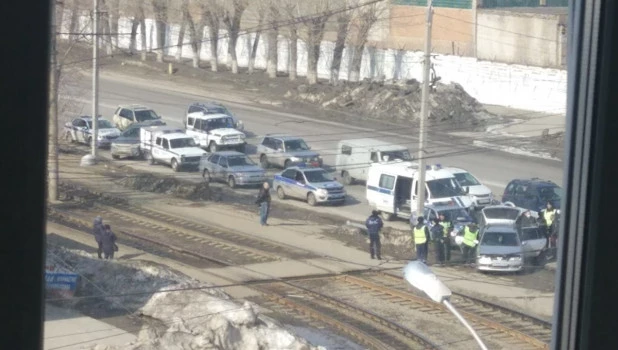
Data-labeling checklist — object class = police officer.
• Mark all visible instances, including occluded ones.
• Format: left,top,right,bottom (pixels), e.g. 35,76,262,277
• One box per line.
413,217,431,264
438,213,452,262
462,223,480,265
540,201,557,237
430,218,445,266
365,210,384,260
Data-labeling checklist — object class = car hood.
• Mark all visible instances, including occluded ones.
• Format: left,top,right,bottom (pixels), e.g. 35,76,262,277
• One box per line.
467,184,492,196
210,128,244,137
478,245,523,255
229,165,265,173
310,181,344,190
172,147,206,156
98,128,121,137
286,150,320,158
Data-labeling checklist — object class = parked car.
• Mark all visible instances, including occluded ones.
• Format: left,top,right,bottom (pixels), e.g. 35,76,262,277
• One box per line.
185,111,246,153
478,205,538,228
111,120,166,159
186,101,242,128
199,151,267,188
112,104,164,131
140,126,205,172
502,178,562,213
64,116,120,148
273,166,345,206
443,167,494,208
257,135,322,169
420,202,476,248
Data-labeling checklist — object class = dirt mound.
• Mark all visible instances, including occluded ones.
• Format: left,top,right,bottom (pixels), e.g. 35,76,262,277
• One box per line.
538,131,565,159
117,174,221,201
285,80,489,131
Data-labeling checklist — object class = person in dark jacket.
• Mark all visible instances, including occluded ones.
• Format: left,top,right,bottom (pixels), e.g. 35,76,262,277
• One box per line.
438,213,453,262
255,182,271,226
430,218,445,266
365,210,384,260
100,224,117,260
93,216,104,259
412,217,431,264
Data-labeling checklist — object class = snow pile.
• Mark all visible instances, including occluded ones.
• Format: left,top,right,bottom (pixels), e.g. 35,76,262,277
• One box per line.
48,246,321,350
116,173,221,201
285,80,494,131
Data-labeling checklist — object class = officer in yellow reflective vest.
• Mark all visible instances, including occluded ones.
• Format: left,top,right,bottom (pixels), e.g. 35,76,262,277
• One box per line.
438,213,452,262
412,217,431,264
462,223,480,265
540,201,557,237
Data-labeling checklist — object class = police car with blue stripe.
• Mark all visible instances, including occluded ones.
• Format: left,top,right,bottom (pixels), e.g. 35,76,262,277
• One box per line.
273,166,346,206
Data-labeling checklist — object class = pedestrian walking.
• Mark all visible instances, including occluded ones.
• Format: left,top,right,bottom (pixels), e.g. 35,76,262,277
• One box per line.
412,217,431,264
438,213,452,262
365,210,384,260
462,223,480,265
100,224,117,260
93,216,104,259
430,218,445,266
255,182,271,226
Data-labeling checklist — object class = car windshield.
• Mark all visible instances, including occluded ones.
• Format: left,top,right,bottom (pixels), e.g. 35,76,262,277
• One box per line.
304,170,333,183
86,120,114,129
206,117,235,129
284,139,310,151
169,138,197,148
227,156,255,166
538,186,562,202
206,107,229,115
426,178,466,198
381,150,413,161
134,109,160,122
437,208,472,222
481,231,519,246
483,208,521,221
453,172,481,186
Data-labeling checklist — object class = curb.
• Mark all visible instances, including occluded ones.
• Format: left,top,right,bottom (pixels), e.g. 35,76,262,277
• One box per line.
473,140,562,162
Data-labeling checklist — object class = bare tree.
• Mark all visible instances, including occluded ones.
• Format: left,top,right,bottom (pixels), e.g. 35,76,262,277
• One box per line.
108,0,120,48
330,6,351,84
222,0,248,74
347,2,383,82
100,0,114,55
280,0,299,80
152,0,169,62
175,20,186,61
299,1,332,85
183,0,205,68
266,3,280,78
247,2,266,74
68,0,80,43
138,2,147,60
203,0,223,72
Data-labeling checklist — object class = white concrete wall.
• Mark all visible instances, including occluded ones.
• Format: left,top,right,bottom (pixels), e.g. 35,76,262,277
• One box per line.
61,11,567,114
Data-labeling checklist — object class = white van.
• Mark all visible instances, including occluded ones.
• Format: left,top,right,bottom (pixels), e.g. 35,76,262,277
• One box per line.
366,162,474,220
335,138,413,185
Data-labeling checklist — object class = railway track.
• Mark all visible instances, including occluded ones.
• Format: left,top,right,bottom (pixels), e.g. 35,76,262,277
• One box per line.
354,272,552,349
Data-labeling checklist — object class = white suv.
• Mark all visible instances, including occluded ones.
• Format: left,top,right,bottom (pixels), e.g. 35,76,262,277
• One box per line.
185,112,246,153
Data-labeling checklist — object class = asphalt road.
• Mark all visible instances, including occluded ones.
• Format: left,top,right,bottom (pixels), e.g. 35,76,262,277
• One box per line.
66,72,564,227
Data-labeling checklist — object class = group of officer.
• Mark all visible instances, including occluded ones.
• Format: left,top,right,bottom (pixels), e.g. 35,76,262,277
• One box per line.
364,201,559,265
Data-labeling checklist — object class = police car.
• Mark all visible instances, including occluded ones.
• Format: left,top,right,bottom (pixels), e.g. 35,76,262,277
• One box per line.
415,201,476,248
272,166,346,206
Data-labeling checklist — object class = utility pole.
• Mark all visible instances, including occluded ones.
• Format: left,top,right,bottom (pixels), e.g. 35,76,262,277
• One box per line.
48,0,60,201
415,0,433,218
81,0,99,165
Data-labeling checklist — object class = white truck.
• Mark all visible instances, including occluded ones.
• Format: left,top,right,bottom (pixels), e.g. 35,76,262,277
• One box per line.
185,112,247,153
140,126,206,172
366,161,474,220
335,138,413,185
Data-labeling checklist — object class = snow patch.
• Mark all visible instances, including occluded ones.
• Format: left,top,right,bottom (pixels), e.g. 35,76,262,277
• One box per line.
473,140,561,162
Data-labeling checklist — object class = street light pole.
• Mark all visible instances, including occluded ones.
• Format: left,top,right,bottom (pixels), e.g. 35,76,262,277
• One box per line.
48,0,60,201
416,0,434,217
81,0,99,166
443,299,488,350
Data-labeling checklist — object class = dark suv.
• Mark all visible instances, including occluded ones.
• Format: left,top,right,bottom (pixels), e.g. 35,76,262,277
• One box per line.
502,178,562,213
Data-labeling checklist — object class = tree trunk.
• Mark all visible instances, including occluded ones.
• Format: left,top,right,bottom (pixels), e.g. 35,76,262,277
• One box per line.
266,28,278,78
349,44,365,82
248,32,260,74
228,33,239,73
175,21,185,61
208,25,219,72
288,28,297,81
56,1,65,37
130,18,139,54
109,0,120,47
393,49,404,81
139,9,147,60
306,40,320,85
155,20,166,62
330,16,350,85
183,0,201,68
69,0,79,42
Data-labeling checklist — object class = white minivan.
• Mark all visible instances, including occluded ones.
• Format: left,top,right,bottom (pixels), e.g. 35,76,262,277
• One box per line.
366,161,474,220
335,138,413,185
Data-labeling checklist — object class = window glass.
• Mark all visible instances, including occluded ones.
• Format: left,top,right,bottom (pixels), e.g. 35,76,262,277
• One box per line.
341,145,352,155
188,117,195,127
521,227,541,241
281,169,295,179
371,152,379,162
453,172,481,186
379,174,395,189
219,157,228,167
284,139,310,151
209,154,220,164
162,139,169,149
156,137,162,146
134,109,160,122
188,105,203,114
481,231,519,246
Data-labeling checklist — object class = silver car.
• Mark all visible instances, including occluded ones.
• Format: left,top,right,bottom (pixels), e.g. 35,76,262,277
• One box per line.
257,135,322,169
273,166,346,206
199,151,267,188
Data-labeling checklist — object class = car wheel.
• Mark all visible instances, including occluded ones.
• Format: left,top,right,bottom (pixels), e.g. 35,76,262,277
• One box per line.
171,158,179,172
111,154,120,160
144,151,155,165
341,171,352,185
307,193,317,206
284,160,291,169
202,169,211,182
208,142,218,153
228,176,236,188
277,186,286,200
260,154,269,169
380,211,394,221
